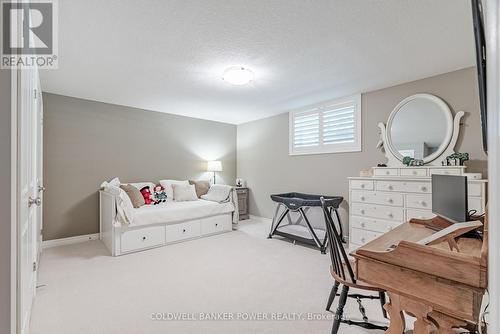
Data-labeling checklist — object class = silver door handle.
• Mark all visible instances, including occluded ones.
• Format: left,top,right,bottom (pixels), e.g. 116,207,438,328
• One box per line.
28,197,41,207
38,186,46,192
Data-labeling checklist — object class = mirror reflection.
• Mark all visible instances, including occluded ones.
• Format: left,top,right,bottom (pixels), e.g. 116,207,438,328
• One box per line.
389,98,449,160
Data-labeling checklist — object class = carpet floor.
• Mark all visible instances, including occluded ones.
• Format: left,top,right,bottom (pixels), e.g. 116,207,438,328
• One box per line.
30,218,394,334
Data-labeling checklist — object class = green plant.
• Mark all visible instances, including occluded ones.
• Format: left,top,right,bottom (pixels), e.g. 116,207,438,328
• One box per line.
402,156,414,166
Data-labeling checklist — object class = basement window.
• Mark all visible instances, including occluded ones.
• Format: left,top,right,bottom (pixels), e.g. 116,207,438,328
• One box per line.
289,94,362,155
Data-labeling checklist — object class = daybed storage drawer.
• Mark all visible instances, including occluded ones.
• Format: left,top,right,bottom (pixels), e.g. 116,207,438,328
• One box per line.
201,215,232,235
166,221,200,243
351,203,404,222
351,190,404,207
121,226,165,253
350,180,374,191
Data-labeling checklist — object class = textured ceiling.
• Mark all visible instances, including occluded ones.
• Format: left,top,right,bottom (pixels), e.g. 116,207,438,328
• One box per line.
41,0,475,124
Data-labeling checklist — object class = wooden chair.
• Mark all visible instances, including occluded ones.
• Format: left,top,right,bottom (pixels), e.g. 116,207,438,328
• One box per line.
320,197,388,334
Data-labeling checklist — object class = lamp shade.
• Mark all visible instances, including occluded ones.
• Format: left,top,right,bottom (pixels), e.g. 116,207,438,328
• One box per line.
207,160,222,172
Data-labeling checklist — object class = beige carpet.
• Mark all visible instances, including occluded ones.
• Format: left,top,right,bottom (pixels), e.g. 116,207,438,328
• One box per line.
30,218,391,334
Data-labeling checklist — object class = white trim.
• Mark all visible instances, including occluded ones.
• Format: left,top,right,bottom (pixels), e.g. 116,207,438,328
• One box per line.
486,0,499,332
249,215,272,223
289,94,362,155
11,68,18,334
42,234,100,249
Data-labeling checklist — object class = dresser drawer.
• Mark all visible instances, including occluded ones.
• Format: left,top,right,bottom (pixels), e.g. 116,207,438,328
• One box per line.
351,190,404,207
350,227,382,246
406,194,432,210
406,209,435,221
400,168,427,177
350,180,374,190
121,225,166,253
351,203,404,221
468,183,484,197
376,180,431,194
373,168,399,177
351,216,403,234
429,168,462,176
468,197,484,215
166,221,200,243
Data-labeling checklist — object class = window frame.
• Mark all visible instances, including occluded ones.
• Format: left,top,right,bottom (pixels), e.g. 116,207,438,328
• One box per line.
289,94,362,155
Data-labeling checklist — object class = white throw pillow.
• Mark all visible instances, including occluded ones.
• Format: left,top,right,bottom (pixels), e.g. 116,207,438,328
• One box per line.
159,179,189,201
172,184,198,202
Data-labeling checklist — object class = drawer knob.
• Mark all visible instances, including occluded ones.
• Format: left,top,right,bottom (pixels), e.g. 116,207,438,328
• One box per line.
387,212,393,218
361,238,366,243
387,198,393,203
420,186,427,191
142,236,146,241
419,201,427,206
360,209,365,215
360,196,366,201
360,184,365,189
182,229,186,233
387,185,393,190
412,171,417,175
215,223,218,227
361,222,366,228
386,171,390,175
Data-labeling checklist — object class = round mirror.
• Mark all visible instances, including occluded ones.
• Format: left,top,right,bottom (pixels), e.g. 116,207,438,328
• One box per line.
387,94,453,163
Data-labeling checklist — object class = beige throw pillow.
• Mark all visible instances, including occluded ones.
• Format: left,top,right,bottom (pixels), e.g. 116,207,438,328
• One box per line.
173,184,198,202
189,180,210,198
120,184,145,208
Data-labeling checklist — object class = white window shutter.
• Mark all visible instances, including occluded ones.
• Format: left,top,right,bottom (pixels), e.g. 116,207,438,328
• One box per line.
292,111,320,149
289,95,361,155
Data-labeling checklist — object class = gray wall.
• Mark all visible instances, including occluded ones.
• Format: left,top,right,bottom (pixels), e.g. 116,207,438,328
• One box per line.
43,93,237,240
0,69,12,334
237,67,488,229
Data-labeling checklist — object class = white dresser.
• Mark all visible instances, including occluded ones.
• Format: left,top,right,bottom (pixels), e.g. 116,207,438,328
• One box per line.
348,166,487,252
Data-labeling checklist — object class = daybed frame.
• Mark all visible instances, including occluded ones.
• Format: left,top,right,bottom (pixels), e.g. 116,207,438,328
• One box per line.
100,191,233,256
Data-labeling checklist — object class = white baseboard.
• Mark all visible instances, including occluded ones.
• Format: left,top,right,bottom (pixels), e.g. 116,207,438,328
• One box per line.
249,215,272,222
42,233,100,249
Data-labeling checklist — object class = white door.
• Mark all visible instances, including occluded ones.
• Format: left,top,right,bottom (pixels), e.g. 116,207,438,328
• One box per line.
17,67,42,334
35,76,44,262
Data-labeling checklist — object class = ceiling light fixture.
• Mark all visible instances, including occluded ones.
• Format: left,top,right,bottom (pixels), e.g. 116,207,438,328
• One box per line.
222,66,254,85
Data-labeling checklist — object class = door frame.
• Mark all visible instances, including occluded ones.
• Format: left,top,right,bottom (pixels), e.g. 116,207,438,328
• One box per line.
10,68,18,334
486,0,499,332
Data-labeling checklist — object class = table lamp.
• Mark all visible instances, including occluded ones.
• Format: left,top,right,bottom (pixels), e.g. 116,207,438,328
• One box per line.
207,160,222,184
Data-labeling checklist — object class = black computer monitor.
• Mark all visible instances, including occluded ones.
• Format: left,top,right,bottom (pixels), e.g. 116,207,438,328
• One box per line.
431,174,468,223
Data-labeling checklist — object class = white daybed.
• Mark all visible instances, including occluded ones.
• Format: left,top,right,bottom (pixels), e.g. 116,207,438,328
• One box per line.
100,190,234,256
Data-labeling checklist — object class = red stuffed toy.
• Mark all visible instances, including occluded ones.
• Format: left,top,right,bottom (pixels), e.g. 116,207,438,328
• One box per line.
140,186,155,205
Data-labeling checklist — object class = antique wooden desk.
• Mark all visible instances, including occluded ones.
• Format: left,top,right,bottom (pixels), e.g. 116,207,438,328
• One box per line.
352,217,487,334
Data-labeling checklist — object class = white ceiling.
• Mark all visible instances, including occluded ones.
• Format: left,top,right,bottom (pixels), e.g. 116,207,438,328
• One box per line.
41,0,476,125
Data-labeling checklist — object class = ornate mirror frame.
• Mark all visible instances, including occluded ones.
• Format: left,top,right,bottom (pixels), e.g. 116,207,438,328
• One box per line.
378,94,464,166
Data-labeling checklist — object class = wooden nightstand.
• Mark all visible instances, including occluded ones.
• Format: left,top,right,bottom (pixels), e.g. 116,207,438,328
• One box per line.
234,187,249,220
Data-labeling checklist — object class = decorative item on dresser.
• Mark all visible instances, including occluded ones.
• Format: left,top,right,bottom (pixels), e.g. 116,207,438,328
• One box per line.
235,187,249,220
350,93,488,253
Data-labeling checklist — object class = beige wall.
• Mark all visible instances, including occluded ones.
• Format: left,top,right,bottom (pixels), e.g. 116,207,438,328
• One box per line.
43,93,237,240
0,69,12,334
237,67,488,230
